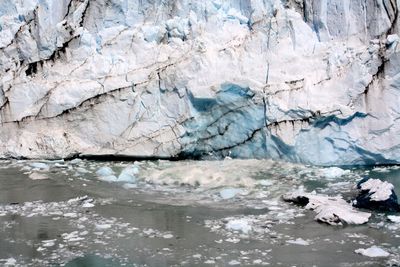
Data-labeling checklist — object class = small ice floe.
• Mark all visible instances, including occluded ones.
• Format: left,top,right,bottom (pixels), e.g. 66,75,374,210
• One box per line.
225,218,252,234
42,239,56,247
354,178,400,212
96,166,115,177
123,183,137,189
62,231,84,242
228,260,241,265
355,246,390,257
96,224,112,230
388,215,400,223
4,258,17,266
162,233,174,239
117,165,139,183
258,179,274,186
283,191,371,225
29,162,50,170
286,238,310,246
219,188,242,199
82,202,94,208
372,167,391,173
29,172,48,180
320,167,350,179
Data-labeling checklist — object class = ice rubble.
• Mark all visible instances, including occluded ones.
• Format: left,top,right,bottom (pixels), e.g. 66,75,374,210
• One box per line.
355,246,390,258
225,219,252,234
283,191,371,225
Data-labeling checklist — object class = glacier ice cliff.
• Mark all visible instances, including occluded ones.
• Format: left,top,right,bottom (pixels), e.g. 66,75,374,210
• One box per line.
1,0,400,165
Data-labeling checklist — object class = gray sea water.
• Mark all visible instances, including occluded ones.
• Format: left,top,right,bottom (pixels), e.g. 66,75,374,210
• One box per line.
0,159,399,267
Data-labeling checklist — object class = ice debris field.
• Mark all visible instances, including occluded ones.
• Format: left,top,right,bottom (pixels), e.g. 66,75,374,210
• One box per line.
0,159,399,266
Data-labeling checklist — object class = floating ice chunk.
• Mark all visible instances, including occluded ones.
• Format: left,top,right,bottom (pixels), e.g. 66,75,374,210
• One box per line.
320,167,350,179
99,175,118,182
258,179,274,186
96,166,114,177
82,202,94,208
163,234,174,239
219,188,242,199
4,258,16,266
29,172,48,180
388,215,400,223
42,239,56,247
64,212,78,218
226,218,252,234
123,183,138,189
286,238,310,246
358,179,394,201
96,224,111,230
29,162,50,170
283,191,371,225
354,178,399,212
228,260,241,265
355,246,390,257
118,165,138,183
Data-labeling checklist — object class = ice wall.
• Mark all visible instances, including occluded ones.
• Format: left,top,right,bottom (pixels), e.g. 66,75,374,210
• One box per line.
0,0,399,165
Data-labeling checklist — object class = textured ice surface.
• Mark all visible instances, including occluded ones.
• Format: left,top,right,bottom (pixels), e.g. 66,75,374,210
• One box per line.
283,191,371,225
359,179,395,201
225,219,252,234
355,246,390,257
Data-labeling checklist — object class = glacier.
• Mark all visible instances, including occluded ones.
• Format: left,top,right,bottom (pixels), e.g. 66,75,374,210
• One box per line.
0,0,400,165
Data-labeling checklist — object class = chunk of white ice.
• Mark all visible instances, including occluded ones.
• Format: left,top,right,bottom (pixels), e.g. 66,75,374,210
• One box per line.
355,246,390,257
388,215,400,223
286,238,310,246
359,179,394,201
226,218,252,234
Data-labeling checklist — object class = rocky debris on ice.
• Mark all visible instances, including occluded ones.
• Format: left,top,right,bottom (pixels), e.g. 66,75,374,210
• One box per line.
320,167,351,179
283,191,371,225
355,246,390,257
353,178,400,212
